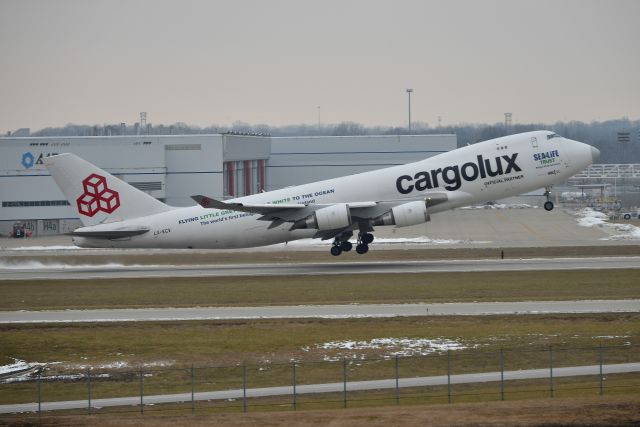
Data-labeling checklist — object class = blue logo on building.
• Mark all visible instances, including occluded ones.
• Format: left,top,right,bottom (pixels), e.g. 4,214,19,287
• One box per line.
21,152,35,169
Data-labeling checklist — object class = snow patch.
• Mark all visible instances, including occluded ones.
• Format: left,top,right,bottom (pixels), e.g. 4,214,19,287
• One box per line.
604,223,640,240
65,360,175,370
573,208,640,240
0,359,35,376
575,208,608,227
0,359,46,383
277,237,491,247
591,335,631,339
461,203,538,210
6,245,82,251
0,260,130,270
310,337,473,360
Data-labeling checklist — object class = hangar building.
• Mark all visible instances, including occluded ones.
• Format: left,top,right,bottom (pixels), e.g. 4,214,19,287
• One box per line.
0,133,456,236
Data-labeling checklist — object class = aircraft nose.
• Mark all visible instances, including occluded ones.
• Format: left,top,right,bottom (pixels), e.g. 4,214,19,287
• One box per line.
590,146,600,162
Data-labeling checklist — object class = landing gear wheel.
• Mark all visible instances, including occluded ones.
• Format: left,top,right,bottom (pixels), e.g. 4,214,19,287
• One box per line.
361,233,374,244
340,241,353,252
355,243,369,254
330,246,342,256
543,186,553,211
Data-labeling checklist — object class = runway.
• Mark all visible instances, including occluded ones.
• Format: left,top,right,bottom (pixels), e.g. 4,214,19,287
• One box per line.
2,362,638,414
2,300,638,323
1,256,639,280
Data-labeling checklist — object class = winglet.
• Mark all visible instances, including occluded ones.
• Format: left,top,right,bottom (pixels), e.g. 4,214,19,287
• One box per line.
191,195,227,209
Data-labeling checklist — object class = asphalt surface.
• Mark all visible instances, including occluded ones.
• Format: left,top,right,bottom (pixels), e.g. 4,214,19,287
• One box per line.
2,300,638,323
1,256,639,280
3,207,635,250
2,362,638,414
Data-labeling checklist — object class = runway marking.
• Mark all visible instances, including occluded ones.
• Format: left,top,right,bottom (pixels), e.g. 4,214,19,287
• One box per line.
520,222,539,236
1,300,638,323
1,256,639,281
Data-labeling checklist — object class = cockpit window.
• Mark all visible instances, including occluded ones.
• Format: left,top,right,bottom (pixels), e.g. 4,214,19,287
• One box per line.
547,133,561,140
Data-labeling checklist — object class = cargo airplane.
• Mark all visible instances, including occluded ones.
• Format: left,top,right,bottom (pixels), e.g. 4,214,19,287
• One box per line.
44,131,599,256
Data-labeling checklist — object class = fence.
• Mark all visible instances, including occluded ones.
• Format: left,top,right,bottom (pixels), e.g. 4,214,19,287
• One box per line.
1,344,639,418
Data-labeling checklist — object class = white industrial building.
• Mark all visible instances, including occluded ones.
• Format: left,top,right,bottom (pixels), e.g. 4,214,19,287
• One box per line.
0,133,456,236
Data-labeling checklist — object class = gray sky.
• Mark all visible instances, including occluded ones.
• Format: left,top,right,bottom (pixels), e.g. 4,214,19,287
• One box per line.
1,0,639,133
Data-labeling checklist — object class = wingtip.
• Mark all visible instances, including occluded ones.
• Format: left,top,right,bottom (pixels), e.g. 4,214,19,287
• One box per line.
191,195,213,208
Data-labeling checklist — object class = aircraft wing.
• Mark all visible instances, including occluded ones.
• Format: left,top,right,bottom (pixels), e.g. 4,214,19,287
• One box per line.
192,195,379,216
191,193,451,232
192,195,383,229
191,195,305,214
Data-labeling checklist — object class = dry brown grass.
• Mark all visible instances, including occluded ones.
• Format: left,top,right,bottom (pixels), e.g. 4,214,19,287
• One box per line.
2,268,639,311
2,396,639,426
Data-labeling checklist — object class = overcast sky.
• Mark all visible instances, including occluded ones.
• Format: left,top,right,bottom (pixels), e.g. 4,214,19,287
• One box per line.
1,0,639,133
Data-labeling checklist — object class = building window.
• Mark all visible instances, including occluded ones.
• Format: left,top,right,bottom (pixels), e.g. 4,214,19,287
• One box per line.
224,162,235,197
223,160,267,198
2,200,70,207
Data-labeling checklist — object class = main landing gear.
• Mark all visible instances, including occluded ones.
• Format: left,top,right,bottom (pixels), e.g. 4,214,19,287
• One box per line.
543,186,554,211
330,232,374,256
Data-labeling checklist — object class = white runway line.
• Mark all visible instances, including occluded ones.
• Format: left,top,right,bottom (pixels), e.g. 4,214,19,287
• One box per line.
1,300,639,324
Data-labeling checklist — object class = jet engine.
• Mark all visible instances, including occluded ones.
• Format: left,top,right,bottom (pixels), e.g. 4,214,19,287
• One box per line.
291,203,352,230
372,200,430,227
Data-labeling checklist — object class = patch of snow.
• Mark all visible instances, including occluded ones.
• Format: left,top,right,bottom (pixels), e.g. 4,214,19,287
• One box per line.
0,359,33,376
0,261,130,270
66,360,174,370
313,337,473,360
6,245,82,251
276,237,491,247
592,335,631,339
0,359,47,383
574,208,608,227
573,207,640,240
603,223,640,240
461,203,538,210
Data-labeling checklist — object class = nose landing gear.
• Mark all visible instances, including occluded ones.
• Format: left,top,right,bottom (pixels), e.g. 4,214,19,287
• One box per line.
543,186,554,211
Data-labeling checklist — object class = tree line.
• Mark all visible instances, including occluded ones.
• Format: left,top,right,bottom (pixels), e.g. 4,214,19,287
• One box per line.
28,118,640,164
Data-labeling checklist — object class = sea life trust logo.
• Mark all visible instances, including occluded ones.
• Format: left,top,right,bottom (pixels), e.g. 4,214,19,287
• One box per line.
76,173,121,217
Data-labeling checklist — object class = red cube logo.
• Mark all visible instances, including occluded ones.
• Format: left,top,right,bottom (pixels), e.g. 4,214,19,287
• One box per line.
77,193,100,217
83,174,106,196
98,188,120,213
76,173,120,217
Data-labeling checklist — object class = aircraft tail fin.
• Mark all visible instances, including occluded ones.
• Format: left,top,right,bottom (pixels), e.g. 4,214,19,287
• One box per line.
43,153,173,227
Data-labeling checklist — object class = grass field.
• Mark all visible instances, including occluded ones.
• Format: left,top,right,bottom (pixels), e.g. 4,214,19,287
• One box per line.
1,313,639,411
2,247,639,422
2,313,638,369
1,269,639,311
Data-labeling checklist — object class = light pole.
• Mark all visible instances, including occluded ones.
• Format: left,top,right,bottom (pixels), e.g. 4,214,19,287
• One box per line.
406,88,413,133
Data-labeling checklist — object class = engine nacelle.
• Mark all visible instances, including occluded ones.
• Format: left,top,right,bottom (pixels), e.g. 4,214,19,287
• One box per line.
373,200,430,227
292,203,352,230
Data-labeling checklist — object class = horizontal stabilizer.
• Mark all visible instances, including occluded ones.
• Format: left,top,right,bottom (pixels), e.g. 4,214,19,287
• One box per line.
67,228,150,239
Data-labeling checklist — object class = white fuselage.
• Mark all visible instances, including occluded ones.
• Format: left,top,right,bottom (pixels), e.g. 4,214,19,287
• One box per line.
72,131,596,249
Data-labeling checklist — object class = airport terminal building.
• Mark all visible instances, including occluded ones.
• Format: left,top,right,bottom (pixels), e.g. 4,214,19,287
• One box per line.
0,133,456,236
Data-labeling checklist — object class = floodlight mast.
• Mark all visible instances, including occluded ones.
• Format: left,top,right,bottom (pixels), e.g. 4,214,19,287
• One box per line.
406,88,413,133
